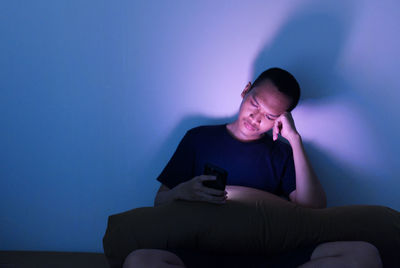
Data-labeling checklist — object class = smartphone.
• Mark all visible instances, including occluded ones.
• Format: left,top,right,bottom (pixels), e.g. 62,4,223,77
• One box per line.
202,163,227,191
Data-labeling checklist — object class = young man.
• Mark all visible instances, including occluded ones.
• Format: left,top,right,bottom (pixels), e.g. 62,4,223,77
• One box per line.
123,68,382,268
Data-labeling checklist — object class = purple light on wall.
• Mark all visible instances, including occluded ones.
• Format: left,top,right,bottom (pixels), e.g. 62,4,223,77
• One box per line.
164,1,299,118
294,97,385,175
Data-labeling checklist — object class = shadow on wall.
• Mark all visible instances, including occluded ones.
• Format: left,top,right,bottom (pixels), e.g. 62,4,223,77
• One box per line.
149,1,394,207
251,2,354,100
251,2,390,206
305,143,382,206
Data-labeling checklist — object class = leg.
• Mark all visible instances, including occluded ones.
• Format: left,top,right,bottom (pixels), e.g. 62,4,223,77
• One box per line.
298,241,382,268
123,249,186,268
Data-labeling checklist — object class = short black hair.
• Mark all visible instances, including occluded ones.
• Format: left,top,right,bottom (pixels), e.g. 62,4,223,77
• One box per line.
251,67,301,112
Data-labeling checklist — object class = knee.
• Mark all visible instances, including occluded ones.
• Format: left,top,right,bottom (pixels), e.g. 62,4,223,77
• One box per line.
311,241,382,268
123,249,153,268
350,241,382,268
122,249,186,268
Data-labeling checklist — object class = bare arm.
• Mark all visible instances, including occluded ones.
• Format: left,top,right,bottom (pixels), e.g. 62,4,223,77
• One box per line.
287,134,327,208
273,112,327,209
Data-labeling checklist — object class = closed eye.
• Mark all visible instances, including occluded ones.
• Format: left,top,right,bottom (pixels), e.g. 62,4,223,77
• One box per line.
251,97,277,120
265,115,274,120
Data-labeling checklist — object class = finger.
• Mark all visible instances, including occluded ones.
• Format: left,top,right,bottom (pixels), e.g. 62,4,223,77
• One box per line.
197,190,225,200
273,119,280,141
207,200,226,205
201,187,226,197
197,191,226,203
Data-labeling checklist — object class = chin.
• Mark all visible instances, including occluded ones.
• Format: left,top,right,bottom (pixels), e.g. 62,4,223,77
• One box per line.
241,128,262,140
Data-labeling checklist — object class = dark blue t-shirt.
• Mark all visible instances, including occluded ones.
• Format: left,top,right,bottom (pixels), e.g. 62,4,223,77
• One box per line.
157,124,296,197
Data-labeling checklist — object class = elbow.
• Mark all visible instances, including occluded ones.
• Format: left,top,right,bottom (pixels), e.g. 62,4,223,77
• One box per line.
153,195,162,207
294,194,327,209
317,191,328,208
320,197,327,209
311,195,327,209
305,189,327,209
153,192,161,207
297,200,325,209
311,200,327,209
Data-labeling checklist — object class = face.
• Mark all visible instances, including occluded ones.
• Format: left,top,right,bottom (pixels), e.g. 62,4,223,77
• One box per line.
234,80,291,141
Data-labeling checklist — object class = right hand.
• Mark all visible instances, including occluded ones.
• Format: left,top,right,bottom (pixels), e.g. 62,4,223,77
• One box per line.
175,175,228,205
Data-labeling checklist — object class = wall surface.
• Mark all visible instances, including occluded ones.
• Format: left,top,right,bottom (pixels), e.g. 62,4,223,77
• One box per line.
1,0,399,252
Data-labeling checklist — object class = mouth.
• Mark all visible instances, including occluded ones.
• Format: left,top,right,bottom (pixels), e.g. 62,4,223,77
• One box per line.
244,120,258,131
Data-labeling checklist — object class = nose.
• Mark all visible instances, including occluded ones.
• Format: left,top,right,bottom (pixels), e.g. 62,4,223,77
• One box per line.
250,111,262,124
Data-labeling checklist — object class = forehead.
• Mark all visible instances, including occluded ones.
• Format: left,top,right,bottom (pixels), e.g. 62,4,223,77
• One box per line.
249,80,291,113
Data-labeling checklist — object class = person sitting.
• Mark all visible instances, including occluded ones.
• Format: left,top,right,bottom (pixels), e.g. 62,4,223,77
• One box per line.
123,68,382,268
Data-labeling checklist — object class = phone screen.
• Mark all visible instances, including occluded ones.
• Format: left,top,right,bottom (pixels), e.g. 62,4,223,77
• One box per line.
202,163,227,191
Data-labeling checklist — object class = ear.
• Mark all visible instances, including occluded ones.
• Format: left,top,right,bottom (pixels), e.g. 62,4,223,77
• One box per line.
241,82,252,98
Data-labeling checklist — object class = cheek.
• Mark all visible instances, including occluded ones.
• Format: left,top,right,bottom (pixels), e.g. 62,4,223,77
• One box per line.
261,120,275,130
239,104,253,116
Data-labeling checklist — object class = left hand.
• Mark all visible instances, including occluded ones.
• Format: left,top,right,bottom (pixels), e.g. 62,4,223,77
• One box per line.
272,112,299,142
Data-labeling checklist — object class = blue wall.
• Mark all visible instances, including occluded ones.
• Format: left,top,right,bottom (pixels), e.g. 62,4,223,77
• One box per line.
1,0,400,252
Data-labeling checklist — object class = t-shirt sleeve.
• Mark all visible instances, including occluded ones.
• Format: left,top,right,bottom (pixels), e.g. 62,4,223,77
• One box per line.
156,130,195,189
280,148,296,197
